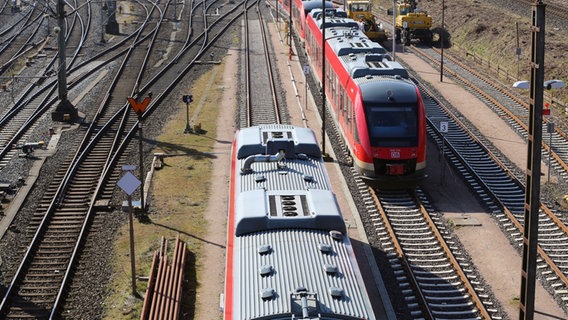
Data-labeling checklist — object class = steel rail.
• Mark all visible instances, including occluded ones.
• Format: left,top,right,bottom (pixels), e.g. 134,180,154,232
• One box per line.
0,0,160,316
413,61,568,310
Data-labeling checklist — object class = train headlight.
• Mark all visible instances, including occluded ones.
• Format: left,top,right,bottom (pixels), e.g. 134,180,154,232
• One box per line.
387,90,394,101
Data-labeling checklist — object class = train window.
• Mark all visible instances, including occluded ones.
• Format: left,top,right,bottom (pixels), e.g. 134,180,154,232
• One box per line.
339,89,344,113
347,100,352,126
366,104,418,147
325,62,329,89
353,111,359,143
334,78,339,106
331,76,336,106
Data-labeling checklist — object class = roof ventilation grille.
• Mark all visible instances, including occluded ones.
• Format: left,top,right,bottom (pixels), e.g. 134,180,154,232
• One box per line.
283,209,298,216
282,195,298,216
271,131,284,139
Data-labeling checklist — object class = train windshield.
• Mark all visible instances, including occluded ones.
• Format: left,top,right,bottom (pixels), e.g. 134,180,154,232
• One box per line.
366,104,418,147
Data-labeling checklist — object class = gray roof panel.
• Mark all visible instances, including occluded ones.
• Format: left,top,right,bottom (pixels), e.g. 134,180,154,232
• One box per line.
232,229,373,319
235,189,346,235
236,124,321,159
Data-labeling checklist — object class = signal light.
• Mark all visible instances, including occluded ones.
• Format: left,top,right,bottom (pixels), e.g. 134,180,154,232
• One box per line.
543,102,551,116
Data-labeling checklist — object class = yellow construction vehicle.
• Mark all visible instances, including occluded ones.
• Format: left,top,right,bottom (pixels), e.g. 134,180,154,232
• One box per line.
387,0,432,46
346,0,387,43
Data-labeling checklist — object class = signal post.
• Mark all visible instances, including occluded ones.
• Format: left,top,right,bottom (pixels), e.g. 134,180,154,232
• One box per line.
127,95,152,212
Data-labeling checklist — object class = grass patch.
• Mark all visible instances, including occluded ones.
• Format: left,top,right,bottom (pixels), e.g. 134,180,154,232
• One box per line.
102,63,226,319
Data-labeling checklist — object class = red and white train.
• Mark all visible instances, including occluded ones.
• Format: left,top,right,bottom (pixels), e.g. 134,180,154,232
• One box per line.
285,0,334,39
222,124,377,319
278,2,427,187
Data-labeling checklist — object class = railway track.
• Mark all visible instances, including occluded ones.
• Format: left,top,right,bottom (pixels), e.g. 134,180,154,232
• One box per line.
516,0,568,21
0,0,171,315
0,0,252,316
412,46,568,186
242,0,283,127
0,0,90,170
401,46,568,313
2,0,564,317
0,0,46,73
370,186,499,319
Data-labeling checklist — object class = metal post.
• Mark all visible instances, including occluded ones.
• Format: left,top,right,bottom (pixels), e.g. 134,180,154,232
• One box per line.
289,0,293,60
392,0,396,61
402,25,405,53
57,0,67,103
100,2,106,43
440,134,446,186
519,2,545,319
138,116,145,212
185,101,191,133
305,78,308,110
517,22,521,80
321,0,326,155
51,0,77,121
174,0,177,21
440,0,445,82
548,122,553,182
183,94,193,134
128,194,137,295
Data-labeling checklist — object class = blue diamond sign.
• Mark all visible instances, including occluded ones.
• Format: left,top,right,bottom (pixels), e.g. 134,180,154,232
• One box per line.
117,171,141,196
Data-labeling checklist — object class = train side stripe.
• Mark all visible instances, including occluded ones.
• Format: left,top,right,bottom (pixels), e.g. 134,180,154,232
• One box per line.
223,135,239,319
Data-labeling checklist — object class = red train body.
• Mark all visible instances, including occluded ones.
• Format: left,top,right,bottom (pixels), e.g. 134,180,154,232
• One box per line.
277,1,427,187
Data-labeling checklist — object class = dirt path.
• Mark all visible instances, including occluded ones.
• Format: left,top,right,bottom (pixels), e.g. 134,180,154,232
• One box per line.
190,47,238,319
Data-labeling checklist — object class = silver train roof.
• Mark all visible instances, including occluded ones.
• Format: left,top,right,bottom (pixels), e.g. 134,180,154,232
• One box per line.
229,125,374,319
230,228,374,319
311,12,410,80
234,124,344,235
